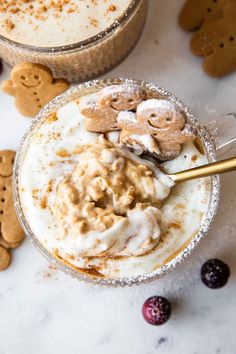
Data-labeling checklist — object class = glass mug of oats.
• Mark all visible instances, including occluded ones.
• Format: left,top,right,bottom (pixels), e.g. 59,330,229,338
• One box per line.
0,0,147,81
13,78,236,286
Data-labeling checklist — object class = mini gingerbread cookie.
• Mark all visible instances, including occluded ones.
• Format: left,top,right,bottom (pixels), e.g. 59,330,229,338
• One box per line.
191,2,236,77
0,245,11,271
80,84,147,132
0,150,24,271
2,63,69,117
0,150,15,177
0,176,24,245
118,99,196,160
179,0,234,31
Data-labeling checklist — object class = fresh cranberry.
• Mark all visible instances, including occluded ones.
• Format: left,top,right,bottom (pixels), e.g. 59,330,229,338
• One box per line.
142,296,172,325
201,259,230,289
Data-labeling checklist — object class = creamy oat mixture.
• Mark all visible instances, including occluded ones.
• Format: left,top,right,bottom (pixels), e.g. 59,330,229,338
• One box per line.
19,93,210,278
0,0,133,47
52,137,173,258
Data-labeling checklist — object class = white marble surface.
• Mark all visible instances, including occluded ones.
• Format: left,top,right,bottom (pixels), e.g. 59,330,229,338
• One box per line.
0,1,236,353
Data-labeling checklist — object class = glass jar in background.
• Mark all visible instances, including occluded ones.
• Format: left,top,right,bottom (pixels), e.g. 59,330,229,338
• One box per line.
0,0,148,82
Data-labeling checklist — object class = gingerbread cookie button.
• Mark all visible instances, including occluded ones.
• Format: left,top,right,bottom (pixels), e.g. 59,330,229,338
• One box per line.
2,63,69,117
191,2,236,77
0,245,11,271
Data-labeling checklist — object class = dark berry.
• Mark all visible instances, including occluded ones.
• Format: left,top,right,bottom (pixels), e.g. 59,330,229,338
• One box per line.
201,259,230,289
0,59,2,75
142,296,172,325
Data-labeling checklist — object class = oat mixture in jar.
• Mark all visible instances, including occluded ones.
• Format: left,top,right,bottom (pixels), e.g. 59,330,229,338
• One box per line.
17,82,211,280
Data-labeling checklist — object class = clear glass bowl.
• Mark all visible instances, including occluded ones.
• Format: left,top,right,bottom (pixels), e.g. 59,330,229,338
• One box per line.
13,78,221,287
0,1,148,82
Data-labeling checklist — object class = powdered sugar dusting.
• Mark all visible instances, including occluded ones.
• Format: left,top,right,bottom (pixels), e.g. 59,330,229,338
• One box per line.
117,111,137,125
137,98,184,117
100,83,145,99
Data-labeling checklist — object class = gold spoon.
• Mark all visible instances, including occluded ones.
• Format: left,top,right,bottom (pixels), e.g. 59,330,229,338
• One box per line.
170,156,236,182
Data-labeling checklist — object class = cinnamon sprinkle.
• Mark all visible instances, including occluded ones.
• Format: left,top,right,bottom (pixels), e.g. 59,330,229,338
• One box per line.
0,0,83,30
5,18,15,31
40,196,48,209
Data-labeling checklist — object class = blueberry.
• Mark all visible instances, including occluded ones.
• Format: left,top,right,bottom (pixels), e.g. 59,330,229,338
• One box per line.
0,59,2,75
142,296,172,325
201,259,230,289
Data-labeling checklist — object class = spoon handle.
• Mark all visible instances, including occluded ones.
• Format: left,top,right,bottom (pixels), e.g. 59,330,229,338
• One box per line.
170,157,236,182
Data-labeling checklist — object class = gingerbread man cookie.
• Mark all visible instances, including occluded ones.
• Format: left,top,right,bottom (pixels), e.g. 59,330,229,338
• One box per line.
0,176,24,245
191,2,236,77
0,150,24,270
179,0,234,31
118,99,196,160
2,63,69,117
80,84,147,133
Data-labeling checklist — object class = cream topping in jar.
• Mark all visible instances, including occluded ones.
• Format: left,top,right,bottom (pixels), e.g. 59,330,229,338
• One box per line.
0,0,133,47
52,137,173,258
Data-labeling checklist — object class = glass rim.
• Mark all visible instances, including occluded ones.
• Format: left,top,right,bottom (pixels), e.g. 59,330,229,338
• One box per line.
0,0,142,54
13,78,220,287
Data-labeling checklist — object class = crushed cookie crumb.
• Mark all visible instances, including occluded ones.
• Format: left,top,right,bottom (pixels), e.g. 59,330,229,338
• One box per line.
5,18,15,31
90,18,98,27
56,149,70,158
191,154,198,162
46,112,58,123
40,196,48,209
46,179,53,193
108,4,116,12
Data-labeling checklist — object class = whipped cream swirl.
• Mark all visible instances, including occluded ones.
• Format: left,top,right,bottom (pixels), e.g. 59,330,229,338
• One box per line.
52,137,174,258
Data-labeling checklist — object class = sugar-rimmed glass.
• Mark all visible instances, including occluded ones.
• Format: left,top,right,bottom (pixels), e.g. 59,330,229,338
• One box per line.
0,1,148,82
14,78,235,287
